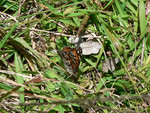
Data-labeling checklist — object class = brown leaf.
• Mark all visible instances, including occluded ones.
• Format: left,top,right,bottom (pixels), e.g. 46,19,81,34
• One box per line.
25,76,46,84
102,57,122,72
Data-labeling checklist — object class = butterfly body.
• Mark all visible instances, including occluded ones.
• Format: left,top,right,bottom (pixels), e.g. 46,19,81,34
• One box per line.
57,46,82,77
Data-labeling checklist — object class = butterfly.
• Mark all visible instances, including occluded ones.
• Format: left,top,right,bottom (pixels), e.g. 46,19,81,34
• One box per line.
57,46,82,77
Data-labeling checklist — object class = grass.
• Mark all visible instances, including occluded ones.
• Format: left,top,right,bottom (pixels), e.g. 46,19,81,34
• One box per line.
0,0,150,112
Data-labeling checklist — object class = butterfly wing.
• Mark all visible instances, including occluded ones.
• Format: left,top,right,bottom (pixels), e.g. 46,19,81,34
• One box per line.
57,47,81,77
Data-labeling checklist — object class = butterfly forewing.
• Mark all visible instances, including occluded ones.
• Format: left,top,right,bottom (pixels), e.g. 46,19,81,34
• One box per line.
57,46,82,77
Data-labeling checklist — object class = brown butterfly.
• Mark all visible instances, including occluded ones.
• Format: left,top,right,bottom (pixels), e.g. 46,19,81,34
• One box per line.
57,46,82,77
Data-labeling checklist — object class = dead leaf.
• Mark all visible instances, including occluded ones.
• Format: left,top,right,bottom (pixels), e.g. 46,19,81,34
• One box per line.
80,41,101,55
24,75,46,84
102,57,123,72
